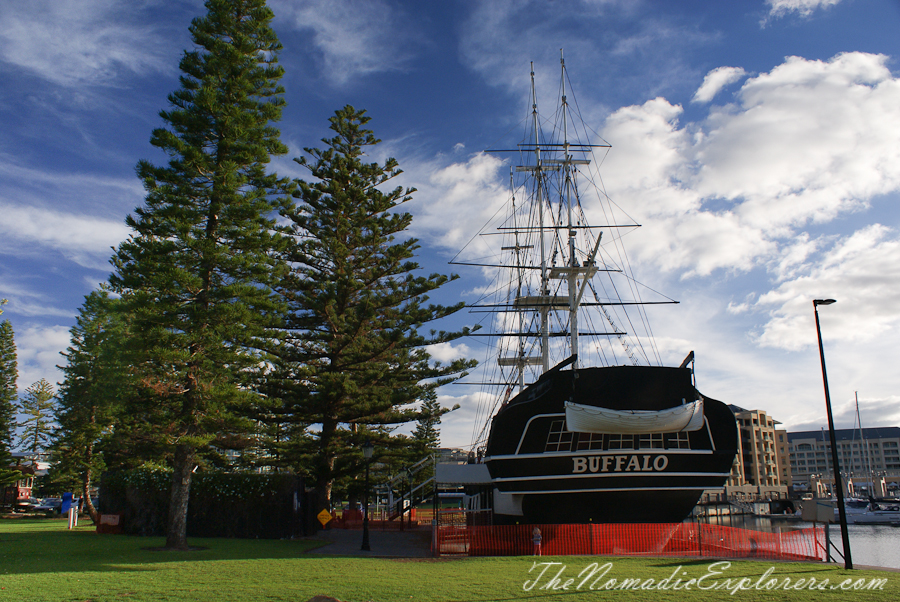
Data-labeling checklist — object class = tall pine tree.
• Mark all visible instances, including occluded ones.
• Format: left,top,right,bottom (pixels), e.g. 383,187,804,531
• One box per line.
264,106,475,510
108,0,292,549
412,395,448,457
16,379,56,459
52,291,130,523
0,305,17,453
0,301,22,487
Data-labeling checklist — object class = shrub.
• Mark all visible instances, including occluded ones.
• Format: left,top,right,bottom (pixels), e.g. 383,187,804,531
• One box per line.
99,469,307,539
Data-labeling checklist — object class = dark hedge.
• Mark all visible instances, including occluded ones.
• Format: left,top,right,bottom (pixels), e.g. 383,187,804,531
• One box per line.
99,469,311,538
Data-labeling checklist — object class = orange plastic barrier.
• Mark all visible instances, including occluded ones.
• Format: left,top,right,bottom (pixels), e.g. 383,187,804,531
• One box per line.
435,523,824,562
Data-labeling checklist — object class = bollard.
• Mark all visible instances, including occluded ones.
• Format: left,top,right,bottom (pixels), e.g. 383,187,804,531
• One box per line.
68,506,78,529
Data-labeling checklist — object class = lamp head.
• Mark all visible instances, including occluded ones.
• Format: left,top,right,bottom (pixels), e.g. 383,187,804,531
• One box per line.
362,439,374,460
814,299,836,307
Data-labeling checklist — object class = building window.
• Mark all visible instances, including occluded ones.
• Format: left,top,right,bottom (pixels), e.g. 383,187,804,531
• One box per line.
665,432,691,449
637,433,665,449
606,434,635,450
575,432,603,451
545,420,574,452
567,430,695,452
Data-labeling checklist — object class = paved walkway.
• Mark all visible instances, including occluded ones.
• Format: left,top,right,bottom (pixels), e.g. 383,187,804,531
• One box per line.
306,527,433,557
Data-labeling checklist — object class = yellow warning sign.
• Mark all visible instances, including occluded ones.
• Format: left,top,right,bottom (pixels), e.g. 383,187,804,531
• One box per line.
317,509,332,526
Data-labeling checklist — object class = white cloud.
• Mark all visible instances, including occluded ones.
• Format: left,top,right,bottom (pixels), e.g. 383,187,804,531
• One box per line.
755,225,900,350
0,202,130,269
766,0,842,19
773,233,819,274
597,97,777,277
403,152,509,254
790,395,900,432
696,53,900,229
0,158,144,203
426,341,476,364
0,299,74,321
598,52,900,278
0,156,140,269
437,390,497,448
271,0,416,85
0,0,176,87
15,324,71,390
692,66,747,103
587,52,900,366
0,277,77,320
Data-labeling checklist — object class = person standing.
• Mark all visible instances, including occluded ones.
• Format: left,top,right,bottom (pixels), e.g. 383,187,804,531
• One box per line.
532,527,542,556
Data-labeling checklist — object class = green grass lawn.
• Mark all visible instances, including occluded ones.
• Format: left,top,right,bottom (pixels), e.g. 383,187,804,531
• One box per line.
1,517,896,602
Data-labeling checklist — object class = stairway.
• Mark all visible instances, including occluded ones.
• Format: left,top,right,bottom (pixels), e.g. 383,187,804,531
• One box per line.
380,455,435,521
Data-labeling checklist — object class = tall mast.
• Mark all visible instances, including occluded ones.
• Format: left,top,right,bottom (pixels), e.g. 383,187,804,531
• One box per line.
498,63,550,381
856,392,874,494
821,426,831,480
560,50,579,367
531,62,550,373
511,167,526,391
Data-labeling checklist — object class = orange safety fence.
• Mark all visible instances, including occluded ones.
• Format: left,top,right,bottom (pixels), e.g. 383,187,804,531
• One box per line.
434,523,825,562
331,507,434,530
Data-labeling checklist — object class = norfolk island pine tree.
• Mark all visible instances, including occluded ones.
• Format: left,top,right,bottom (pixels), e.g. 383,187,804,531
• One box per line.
0,301,23,488
52,291,131,523
259,106,476,511
108,0,293,550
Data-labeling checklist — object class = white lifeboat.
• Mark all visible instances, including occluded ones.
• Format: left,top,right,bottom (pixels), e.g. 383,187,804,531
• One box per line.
564,398,704,434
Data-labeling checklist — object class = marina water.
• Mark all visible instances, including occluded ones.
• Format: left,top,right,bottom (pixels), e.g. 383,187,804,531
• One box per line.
693,514,900,569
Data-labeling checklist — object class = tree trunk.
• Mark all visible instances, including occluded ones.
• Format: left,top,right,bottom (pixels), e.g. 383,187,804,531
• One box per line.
82,482,99,524
82,444,99,524
317,417,337,510
166,443,194,549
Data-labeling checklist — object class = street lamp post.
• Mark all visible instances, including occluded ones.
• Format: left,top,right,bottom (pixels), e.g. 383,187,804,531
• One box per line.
361,439,374,552
813,298,852,570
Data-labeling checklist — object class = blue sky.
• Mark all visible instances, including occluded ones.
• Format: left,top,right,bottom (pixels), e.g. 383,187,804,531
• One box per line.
2,0,899,449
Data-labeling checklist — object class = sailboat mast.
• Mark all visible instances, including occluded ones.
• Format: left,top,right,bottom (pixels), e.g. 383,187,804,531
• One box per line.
531,62,550,374
561,51,579,367
856,391,875,495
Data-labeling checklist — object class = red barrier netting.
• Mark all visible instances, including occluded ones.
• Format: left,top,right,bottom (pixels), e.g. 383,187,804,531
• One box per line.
435,522,824,561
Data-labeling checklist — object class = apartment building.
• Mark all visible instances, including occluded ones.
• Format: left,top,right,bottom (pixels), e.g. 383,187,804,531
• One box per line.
787,427,900,496
725,406,789,499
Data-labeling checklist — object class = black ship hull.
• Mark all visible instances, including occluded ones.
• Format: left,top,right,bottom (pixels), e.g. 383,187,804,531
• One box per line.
484,363,738,524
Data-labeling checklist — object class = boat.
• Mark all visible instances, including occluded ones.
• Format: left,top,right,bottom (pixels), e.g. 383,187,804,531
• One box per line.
456,52,739,525
834,497,900,525
564,398,705,434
